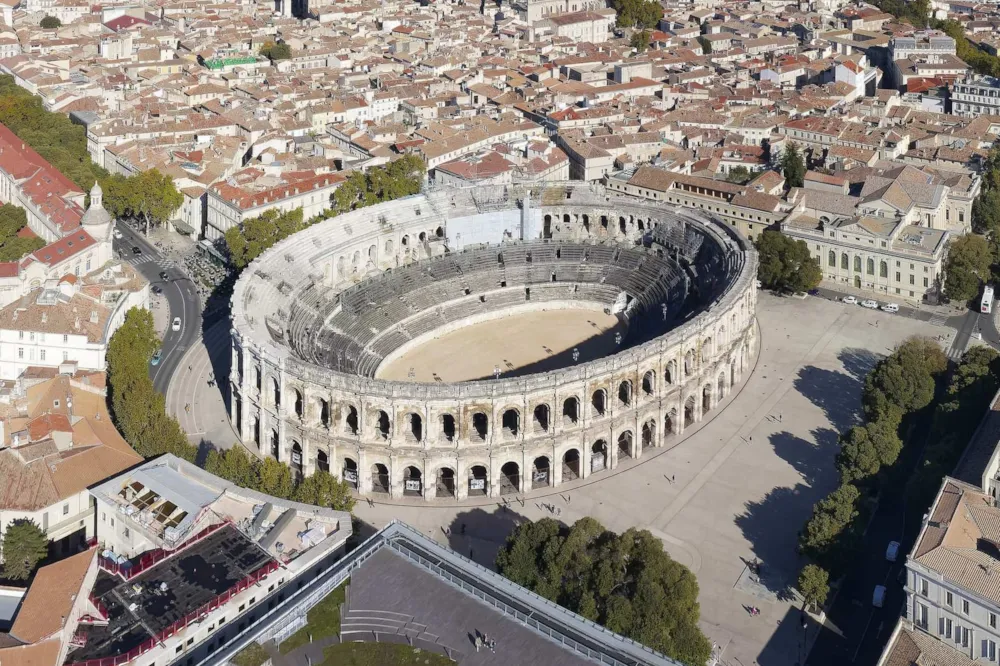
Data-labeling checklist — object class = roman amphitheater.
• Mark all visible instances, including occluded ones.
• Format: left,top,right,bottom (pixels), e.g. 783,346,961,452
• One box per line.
229,183,758,501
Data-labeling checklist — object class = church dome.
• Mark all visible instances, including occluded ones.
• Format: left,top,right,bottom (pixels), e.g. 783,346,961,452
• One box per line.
82,182,112,229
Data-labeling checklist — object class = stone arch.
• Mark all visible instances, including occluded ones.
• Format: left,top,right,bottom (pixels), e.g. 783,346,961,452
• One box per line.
619,216,627,234
702,383,713,414
440,413,457,441
384,239,393,256
371,462,389,493
468,463,489,496
618,430,634,460
374,409,391,439
501,408,521,438
342,457,358,487
592,439,608,472
344,404,359,435
500,461,520,495
684,349,696,376
665,360,676,384
642,420,655,450
562,396,580,425
532,456,550,489
684,395,697,427
533,403,550,432
293,387,304,419
841,253,848,270
271,376,281,408
562,448,581,481
315,396,330,428
290,440,303,480
316,449,329,473
337,255,346,277
701,337,713,362
718,371,727,401
592,388,607,417
853,255,862,272
367,244,376,263
665,408,677,437
435,466,456,498
618,379,633,407
406,412,423,442
403,465,423,496
880,260,888,278
641,370,655,396
471,412,489,441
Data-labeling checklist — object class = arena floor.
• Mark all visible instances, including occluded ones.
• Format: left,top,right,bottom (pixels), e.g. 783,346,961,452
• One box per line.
376,308,621,383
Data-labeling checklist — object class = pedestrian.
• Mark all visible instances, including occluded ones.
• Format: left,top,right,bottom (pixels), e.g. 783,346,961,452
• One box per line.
672,474,676,483
749,435,753,444
475,636,481,653
461,523,466,535
490,639,496,653
779,413,782,422
470,548,475,559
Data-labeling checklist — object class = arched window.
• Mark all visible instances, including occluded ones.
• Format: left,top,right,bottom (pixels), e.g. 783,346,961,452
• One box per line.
879,261,888,278
828,250,836,267
853,256,862,273
867,258,875,275
841,253,848,270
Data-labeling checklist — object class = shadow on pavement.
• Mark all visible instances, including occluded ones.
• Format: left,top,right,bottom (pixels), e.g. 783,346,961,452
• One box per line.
759,604,815,666
445,507,530,569
793,366,864,433
837,347,881,382
767,428,840,488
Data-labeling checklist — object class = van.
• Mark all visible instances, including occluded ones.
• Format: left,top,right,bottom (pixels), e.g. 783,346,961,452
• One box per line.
881,303,899,313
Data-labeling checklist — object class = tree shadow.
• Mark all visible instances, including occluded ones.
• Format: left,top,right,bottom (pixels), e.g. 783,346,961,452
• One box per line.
759,604,816,666
838,347,881,382
768,428,841,488
445,507,531,569
793,366,863,433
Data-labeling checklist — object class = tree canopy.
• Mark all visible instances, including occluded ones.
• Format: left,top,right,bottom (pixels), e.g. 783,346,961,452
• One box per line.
102,169,183,234
799,483,860,566
106,308,197,461
40,15,61,28
630,30,652,53
797,564,829,612
836,418,902,484
755,230,822,294
863,336,947,420
725,166,752,184
1,519,48,580
496,517,711,666
609,0,662,28
0,75,106,192
944,234,992,302
260,41,292,60
780,142,806,188
0,205,44,261
224,207,305,270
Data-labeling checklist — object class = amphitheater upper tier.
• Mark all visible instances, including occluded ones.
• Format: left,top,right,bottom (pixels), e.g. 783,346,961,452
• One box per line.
229,183,758,500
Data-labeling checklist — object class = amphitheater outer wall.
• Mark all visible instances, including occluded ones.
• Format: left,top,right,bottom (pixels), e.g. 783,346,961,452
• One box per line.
229,186,758,500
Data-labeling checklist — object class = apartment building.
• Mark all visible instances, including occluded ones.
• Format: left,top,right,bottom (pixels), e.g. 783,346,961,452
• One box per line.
953,75,1000,117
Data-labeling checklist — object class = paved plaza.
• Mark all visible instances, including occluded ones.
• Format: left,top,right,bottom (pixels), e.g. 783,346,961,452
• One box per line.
347,293,955,666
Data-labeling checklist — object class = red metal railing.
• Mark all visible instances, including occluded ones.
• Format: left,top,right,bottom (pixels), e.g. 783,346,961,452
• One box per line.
97,522,228,581
67,559,280,666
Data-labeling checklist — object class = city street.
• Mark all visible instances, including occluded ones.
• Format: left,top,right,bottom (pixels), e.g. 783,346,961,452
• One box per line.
112,223,202,393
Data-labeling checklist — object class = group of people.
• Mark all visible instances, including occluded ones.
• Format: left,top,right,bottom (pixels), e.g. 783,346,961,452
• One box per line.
474,632,497,653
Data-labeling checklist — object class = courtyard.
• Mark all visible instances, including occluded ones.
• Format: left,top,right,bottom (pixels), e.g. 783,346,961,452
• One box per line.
351,292,954,666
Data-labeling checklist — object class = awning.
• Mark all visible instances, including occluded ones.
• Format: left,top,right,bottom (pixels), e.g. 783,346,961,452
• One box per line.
171,219,196,235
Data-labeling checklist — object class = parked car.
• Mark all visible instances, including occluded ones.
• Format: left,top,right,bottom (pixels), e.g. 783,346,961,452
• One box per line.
131,246,142,255
171,317,181,332
886,541,900,562
842,296,858,305
881,303,899,313
151,350,162,366
151,285,162,294
861,299,879,309
873,585,887,608
159,271,169,281
113,229,122,240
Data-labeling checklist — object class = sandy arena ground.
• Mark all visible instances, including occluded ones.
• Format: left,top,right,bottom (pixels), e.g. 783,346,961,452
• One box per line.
377,307,621,382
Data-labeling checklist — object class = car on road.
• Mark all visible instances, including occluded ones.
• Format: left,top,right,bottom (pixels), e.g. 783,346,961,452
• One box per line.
159,271,169,281
151,350,162,366
113,229,122,239
151,285,162,294
861,299,879,309
842,296,858,305
171,317,181,332
886,541,900,562
881,303,899,313
131,246,142,255
873,585,887,608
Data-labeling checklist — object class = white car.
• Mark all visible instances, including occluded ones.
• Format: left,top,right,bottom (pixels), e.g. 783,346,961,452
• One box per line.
861,299,879,309
881,303,899,313
113,228,123,239
171,317,181,332
842,295,858,305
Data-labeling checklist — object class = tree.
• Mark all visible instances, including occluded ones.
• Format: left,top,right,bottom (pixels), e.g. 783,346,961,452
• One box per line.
206,446,259,489
799,483,860,564
863,336,946,419
944,234,992,302
836,426,881,483
102,169,183,235
725,166,752,184
259,41,292,60
630,30,651,52
780,142,806,189
256,457,295,499
1,520,48,580
697,36,711,54
224,207,305,269
40,15,61,28
0,205,44,261
608,0,662,28
496,517,711,666
797,565,829,612
755,230,822,294
292,471,356,512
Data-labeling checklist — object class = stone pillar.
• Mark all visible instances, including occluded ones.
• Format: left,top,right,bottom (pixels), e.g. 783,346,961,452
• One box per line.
581,440,591,479
456,460,469,500
609,432,618,470
489,458,501,498
389,459,402,499
358,449,371,495
552,453,563,487
426,467,436,502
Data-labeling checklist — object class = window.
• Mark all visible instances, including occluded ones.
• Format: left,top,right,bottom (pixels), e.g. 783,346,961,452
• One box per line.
828,250,836,267
867,258,875,275
946,591,953,607
920,578,929,596
945,617,953,638
991,612,997,629
960,211,965,222
62,351,68,361
40,350,45,361
28,332,33,342
854,256,862,272
963,626,970,648
910,275,915,285
896,272,901,282
62,334,67,343
123,527,130,538
841,253,849,269
18,330,22,340
62,503,69,516
175,646,183,655
924,277,929,288
963,599,970,615
880,261,888,278
17,347,22,359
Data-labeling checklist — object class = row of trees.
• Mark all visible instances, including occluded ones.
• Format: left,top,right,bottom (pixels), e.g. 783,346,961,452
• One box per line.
0,205,45,260
205,447,355,512
225,157,426,271
798,337,947,588
609,0,662,28
0,75,106,192
106,308,199,461
755,230,823,294
496,517,711,666
102,169,184,235
939,20,1000,78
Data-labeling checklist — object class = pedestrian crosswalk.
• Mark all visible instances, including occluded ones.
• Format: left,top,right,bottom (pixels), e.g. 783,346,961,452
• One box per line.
120,255,177,270
928,314,948,326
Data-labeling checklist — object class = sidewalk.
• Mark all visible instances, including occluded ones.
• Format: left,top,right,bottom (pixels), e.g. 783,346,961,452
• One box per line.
813,281,961,318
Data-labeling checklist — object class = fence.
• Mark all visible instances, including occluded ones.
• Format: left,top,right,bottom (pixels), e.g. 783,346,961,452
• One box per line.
97,522,228,581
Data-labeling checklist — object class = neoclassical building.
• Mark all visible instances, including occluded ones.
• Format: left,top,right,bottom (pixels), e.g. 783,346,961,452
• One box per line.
229,184,758,501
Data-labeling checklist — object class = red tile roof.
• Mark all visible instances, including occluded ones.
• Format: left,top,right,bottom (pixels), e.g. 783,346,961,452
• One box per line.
31,230,96,267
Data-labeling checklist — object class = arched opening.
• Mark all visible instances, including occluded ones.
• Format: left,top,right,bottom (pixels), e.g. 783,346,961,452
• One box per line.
701,337,713,361
684,396,696,427
665,360,676,385
642,420,654,450
618,431,634,460
665,408,677,437
343,458,358,488
828,250,836,267
270,429,279,459
582,214,590,232
318,398,330,428
435,226,444,238
841,253,848,270
253,415,261,448
337,256,346,277
317,449,329,473
500,462,520,495
272,377,280,408
352,250,361,269
468,465,488,496
867,257,875,275
853,255,861,272
418,231,426,243
375,410,390,439
384,239,394,256
401,234,409,247
618,380,632,407
703,384,713,414
533,404,550,432
532,456,550,489
345,405,358,435
562,213,570,224
436,468,456,498
718,371,726,401
441,413,456,441
472,412,489,441
600,215,609,231
642,371,654,396
563,449,580,481
591,440,608,472
371,463,389,494
291,441,303,481
502,409,520,438
684,350,695,376
731,360,737,387
407,413,423,442
543,214,552,238
368,244,376,263
592,389,607,417
619,216,627,234
293,389,303,419
880,261,888,278
562,396,579,425
403,466,422,497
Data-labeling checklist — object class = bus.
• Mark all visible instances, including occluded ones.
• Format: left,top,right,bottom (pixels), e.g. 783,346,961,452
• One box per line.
983,285,995,314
